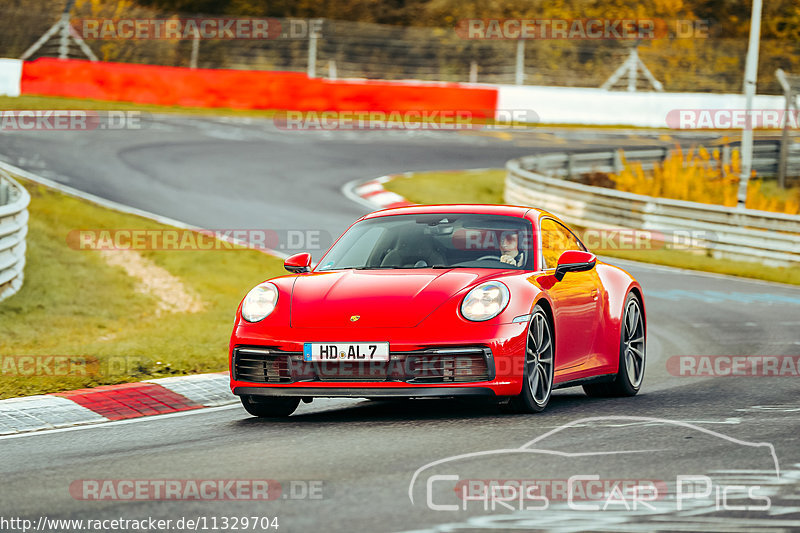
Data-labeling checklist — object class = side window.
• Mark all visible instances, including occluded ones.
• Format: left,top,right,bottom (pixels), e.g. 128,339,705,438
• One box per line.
540,219,583,269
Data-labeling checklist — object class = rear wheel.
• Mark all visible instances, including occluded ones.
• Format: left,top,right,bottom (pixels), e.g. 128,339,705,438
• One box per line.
508,306,554,413
240,395,300,418
584,292,645,397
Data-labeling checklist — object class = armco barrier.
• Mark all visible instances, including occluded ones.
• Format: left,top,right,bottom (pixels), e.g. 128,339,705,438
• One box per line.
20,58,497,115
505,150,800,267
0,170,29,302
524,143,800,180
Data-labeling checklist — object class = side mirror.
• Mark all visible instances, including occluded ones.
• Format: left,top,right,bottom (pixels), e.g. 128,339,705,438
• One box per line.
554,250,596,281
284,252,312,273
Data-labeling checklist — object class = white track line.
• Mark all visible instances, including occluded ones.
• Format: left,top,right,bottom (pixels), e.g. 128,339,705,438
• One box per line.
0,160,288,259
604,255,800,289
0,404,242,441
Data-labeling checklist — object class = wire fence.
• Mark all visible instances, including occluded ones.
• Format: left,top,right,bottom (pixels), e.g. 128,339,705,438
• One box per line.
0,1,797,94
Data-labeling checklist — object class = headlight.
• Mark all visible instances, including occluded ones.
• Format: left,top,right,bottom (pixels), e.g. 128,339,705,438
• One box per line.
241,282,279,322
461,281,510,321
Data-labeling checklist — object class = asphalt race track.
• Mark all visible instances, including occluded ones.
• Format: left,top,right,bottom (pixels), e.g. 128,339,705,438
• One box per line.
1,117,799,532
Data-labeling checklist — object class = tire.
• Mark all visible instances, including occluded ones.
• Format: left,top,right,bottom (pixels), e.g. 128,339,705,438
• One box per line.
240,395,300,418
508,306,555,413
584,292,645,398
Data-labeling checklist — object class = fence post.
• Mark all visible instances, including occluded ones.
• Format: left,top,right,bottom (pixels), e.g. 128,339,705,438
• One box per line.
778,107,789,189
307,19,320,78
627,45,638,92
469,61,478,83
776,68,800,189
515,39,524,85
328,60,337,80
58,10,70,59
190,33,200,69
20,0,97,61
722,144,731,170
613,149,624,173
737,0,763,208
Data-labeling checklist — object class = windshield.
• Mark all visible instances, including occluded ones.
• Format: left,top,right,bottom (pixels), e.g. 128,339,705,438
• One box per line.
316,213,534,271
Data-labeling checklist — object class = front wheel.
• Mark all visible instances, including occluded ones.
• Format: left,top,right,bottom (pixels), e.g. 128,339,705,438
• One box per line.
584,292,645,397
240,395,300,418
507,306,555,413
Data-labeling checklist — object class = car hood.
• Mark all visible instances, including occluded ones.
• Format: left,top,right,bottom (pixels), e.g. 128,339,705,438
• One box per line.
290,269,483,328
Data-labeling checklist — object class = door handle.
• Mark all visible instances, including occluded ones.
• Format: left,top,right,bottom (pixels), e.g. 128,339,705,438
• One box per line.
591,288,599,301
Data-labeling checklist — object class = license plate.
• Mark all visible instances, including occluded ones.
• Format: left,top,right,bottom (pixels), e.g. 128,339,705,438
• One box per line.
303,342,390,362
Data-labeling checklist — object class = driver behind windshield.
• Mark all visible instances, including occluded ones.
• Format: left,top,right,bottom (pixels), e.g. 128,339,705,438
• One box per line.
499,231,524,267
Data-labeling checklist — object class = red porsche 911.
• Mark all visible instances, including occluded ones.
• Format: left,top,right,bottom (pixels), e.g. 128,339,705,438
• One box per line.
229,204,646,417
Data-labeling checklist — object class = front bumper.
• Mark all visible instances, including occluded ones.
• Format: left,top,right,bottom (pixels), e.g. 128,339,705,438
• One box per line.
233,386,497,399
229,322,528,397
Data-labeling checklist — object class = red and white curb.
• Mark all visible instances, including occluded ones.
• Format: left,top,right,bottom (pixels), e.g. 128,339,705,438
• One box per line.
0,373,234,435
343,168,496,211
342,173,416,210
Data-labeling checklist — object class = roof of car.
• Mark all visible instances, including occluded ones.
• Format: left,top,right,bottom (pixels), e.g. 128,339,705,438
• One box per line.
362,204,550,220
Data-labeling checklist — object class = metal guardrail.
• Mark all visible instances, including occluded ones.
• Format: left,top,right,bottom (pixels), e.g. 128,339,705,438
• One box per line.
0,170,29,302
505,147,800,267
534,141,800,180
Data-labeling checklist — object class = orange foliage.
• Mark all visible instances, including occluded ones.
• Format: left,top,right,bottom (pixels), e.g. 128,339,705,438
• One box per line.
611,147,800,215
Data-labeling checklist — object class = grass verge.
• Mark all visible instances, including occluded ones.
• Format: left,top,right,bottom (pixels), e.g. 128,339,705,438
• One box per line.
384,169,505,205
0,178,285,399
382,169,800,286
0,94,281,119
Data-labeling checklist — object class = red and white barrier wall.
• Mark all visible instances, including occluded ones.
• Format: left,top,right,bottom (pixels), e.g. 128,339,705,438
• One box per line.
16,58,498,116
0,57,788,127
